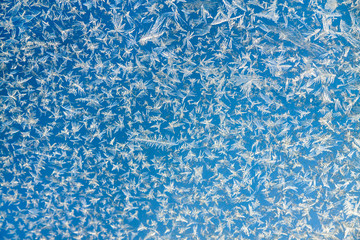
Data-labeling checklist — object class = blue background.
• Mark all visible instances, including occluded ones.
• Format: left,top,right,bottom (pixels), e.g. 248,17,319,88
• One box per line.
1,0,360,239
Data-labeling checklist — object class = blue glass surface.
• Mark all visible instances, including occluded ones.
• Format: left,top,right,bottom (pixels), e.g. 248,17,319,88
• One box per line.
1,0,360,239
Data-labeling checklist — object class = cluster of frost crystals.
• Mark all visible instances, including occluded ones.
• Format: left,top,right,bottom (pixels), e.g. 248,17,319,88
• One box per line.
1,0,360,239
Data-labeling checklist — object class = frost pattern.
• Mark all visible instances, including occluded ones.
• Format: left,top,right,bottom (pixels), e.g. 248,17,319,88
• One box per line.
1,0,360,239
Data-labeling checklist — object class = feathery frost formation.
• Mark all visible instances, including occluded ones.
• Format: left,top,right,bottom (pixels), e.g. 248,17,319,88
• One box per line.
1,0,360,239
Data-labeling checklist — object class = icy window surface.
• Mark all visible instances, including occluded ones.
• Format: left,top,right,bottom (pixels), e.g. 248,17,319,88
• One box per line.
1,0,360,239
